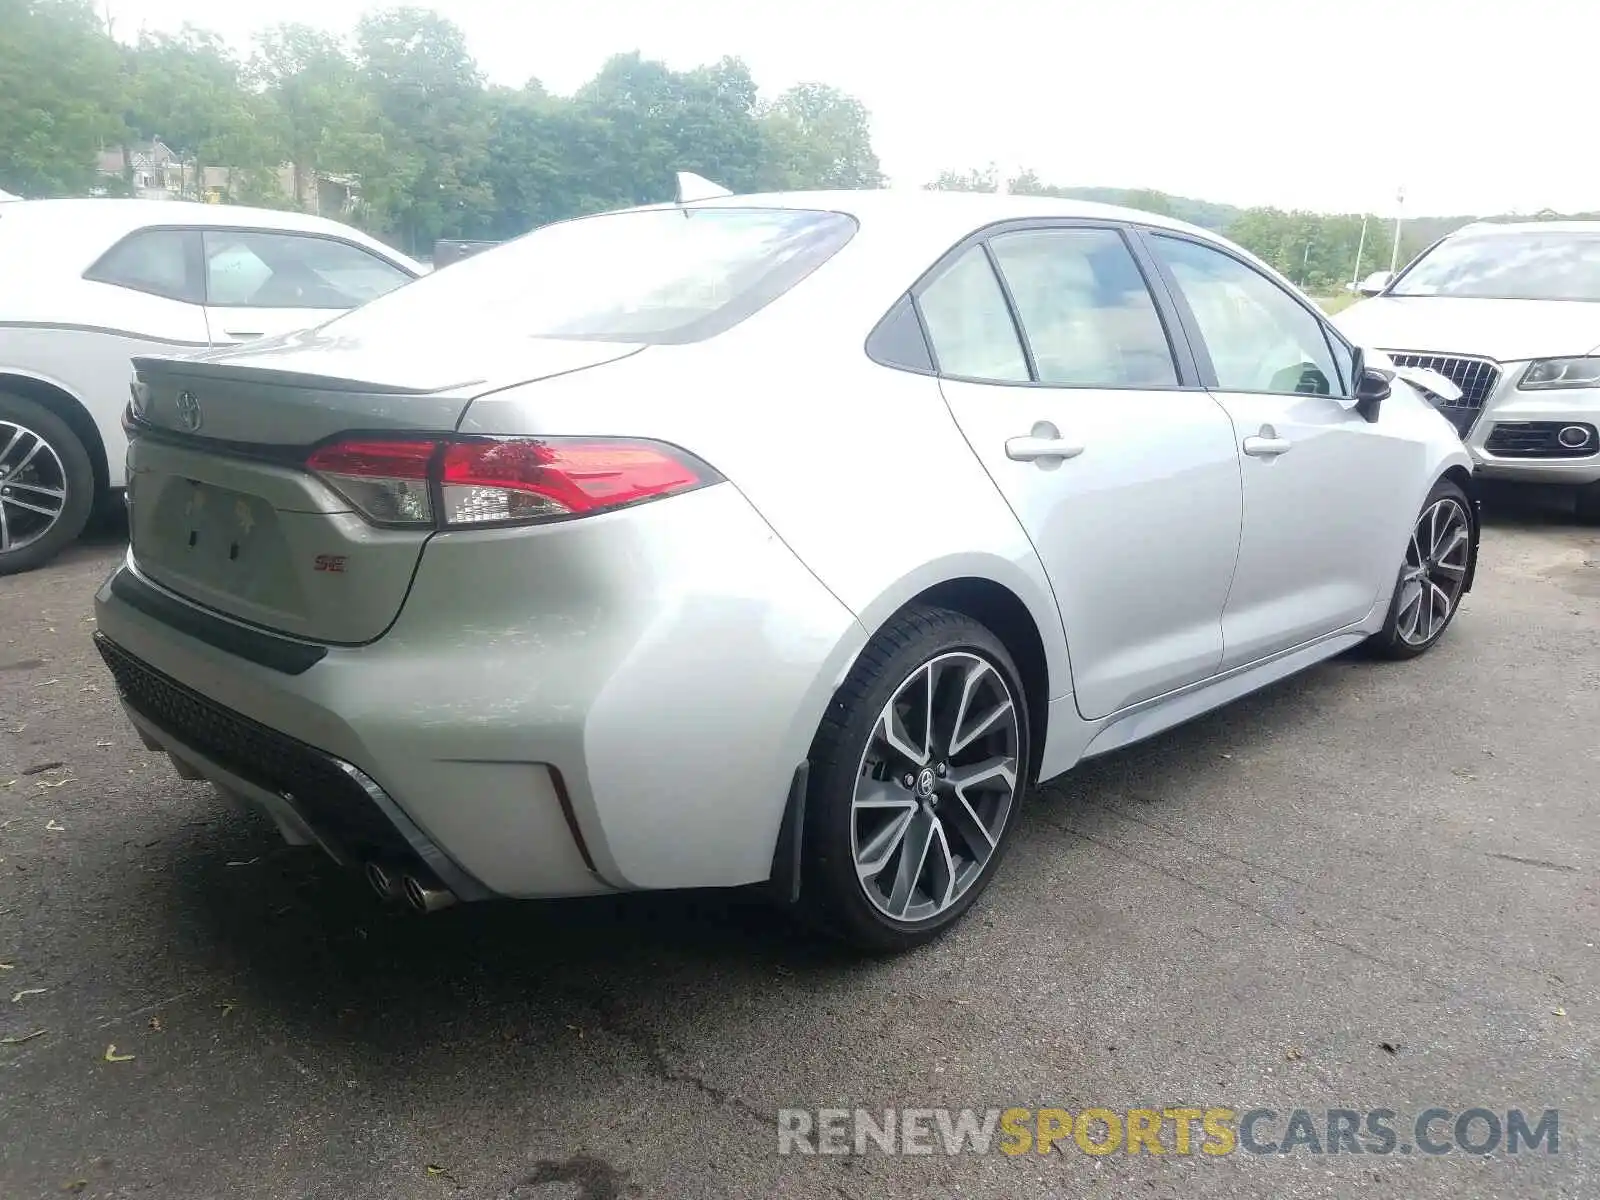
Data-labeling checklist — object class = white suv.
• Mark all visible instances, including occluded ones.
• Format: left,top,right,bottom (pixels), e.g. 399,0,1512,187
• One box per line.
0,199,421,574
1337,222,1600,521
1338,220,1600,520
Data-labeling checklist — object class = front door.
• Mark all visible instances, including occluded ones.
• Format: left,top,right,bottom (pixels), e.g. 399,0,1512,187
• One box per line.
1144,232,1415,669
201,229,413,345
923,225,1244,720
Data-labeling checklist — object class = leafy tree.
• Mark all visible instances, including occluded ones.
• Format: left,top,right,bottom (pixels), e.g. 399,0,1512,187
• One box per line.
0,0,125,196
125,27,284,196
759,83,882,189
354,7,494,250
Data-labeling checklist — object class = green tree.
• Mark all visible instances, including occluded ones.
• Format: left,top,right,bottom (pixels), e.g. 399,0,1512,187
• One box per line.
759,83,882,189
0,0,125,196
355,7,494,251
125,26,284,197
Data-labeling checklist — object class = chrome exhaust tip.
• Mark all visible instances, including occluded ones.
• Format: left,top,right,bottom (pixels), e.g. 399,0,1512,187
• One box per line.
366,861,402,901
402,874,457,914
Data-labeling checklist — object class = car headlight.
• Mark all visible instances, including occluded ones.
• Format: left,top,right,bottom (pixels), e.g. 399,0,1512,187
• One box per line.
1520,357,1600,389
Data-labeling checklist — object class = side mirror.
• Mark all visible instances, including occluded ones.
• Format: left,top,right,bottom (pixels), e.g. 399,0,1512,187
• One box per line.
1350,347,1391,422
1357,270,1394,296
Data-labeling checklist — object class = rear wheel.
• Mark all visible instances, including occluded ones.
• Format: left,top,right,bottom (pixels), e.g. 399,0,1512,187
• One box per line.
801,606,1030,952
1367,478,1472,660
0,393,94,576
1576,481,1600,524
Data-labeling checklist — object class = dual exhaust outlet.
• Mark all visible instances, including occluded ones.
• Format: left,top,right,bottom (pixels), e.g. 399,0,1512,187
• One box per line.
365,861,457,914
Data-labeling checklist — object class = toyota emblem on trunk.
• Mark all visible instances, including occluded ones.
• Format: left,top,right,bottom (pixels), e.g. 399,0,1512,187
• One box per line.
175,390,202,432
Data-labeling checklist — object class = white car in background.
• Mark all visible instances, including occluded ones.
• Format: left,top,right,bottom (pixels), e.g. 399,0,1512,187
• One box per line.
0,199,421,573
1339,221,1600,520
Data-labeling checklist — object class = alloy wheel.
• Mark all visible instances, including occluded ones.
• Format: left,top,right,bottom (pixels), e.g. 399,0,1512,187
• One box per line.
1396,496,1470,646
851,651,1020,924
0,419,69,554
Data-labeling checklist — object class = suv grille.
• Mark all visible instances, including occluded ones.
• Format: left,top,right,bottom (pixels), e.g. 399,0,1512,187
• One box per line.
94,634,412,861
1386,353,1501,437
1484,421,1599,459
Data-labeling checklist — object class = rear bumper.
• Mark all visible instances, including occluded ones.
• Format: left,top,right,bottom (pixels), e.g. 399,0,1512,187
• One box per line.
92,483,867,898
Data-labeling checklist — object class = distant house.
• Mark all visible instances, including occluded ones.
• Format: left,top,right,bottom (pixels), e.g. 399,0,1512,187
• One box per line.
95,139,360,216
97,139,187,200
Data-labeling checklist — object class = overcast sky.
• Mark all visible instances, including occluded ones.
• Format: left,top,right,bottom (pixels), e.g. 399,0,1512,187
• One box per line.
107,0,1593,216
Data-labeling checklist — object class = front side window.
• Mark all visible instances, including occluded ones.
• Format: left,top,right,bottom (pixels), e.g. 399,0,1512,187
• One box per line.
989,228,1177,387
203,231,412,309
85,228,202,303
326,206,857,345
1390,230,1600,301
1153,235,1342,397
916,245,1030,382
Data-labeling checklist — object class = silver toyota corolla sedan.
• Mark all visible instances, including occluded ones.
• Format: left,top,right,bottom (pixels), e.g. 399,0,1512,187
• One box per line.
93,189,1478,951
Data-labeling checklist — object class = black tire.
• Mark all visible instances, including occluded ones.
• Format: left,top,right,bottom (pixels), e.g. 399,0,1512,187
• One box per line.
0,392,95,576
1366,476,1473,661
800,605,1031,953
1576,482,1600,524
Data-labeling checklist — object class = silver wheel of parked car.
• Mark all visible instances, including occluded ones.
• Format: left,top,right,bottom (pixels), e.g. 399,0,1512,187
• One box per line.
0,417,70,553
1368,477,1474,661
1395,495,1471,647
852,650,1020,923
0,393,96,577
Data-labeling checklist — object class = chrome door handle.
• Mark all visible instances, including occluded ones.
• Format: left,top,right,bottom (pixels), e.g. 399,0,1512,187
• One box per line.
1242,435,1292,458
224,330,263,341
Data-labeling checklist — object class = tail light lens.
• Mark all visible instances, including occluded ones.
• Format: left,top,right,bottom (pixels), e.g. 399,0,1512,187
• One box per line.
307,436,717,529
306,439,437,526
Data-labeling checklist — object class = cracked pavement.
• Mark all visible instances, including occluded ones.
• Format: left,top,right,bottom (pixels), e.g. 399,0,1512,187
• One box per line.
1,487,1596,1199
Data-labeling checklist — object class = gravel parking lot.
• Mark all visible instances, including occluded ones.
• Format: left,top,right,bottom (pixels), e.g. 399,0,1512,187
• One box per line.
1,490,1595,1200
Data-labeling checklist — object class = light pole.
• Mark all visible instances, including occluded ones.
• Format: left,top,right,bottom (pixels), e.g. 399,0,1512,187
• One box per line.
1389,187,1406,273
1351,212,1369,289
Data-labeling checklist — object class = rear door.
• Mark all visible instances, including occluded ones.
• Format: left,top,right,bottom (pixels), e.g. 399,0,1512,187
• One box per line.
1142,231,1416,669
929,222,1244,720
201,229,415,345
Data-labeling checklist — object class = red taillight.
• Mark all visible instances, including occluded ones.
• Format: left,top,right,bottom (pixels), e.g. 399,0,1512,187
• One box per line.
306,438,438,527
306,436,715,529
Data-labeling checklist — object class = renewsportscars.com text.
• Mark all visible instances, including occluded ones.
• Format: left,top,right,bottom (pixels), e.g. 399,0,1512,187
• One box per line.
777,1106,1560,1158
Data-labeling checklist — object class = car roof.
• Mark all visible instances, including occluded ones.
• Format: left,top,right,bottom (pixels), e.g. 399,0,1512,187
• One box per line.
673,187,1215,243
0,197,419,267
1452,219,1600,238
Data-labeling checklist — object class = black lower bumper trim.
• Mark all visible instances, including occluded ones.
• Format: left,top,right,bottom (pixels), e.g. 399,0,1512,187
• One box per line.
110,566,327,675
93,633,490,900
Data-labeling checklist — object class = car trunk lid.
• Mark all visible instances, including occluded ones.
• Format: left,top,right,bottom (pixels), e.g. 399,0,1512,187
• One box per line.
126,334,643,644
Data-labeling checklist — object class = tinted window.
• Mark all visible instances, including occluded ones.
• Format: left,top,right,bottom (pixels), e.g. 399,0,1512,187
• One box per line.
86,228,202,303
989,228,1177,387
204,230,411,309
326,207,856,345
1153,236,1342,396
917,245,1029,382
1390,231,1600,301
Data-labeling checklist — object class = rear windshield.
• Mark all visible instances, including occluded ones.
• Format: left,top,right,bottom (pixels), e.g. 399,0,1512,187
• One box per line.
326,206,858,345
1390,230,1600,301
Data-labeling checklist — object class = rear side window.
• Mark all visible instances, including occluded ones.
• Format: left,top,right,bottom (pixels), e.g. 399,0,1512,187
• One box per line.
917,245,1030,382
988,228,1177,387
203,230,412,309
325,207,857,345
85,228,203,303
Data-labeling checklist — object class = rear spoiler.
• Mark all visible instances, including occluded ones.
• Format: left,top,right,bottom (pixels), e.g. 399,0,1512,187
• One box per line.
431,239,501,269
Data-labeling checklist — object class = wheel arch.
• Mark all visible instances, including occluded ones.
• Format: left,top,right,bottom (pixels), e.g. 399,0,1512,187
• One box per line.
0,371,110,507
855,575,1054,785
1438,464,1481,594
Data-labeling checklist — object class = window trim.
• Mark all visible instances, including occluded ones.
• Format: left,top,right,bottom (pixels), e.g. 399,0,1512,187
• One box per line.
1135,227,1351,400
199,226,419,310
876,216,1205,391
83,224,419,309
82,227,206,305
